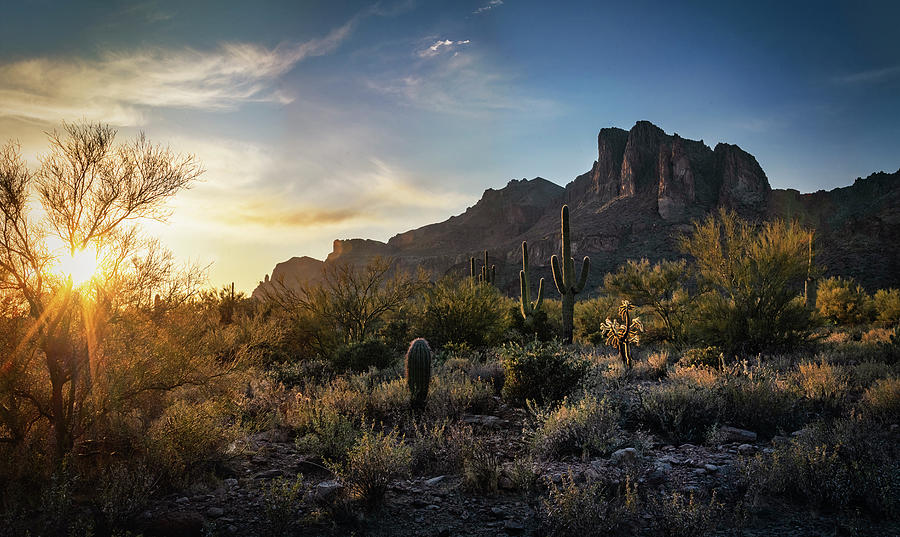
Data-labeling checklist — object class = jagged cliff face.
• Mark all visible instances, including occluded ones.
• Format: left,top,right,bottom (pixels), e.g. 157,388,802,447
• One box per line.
254,121,900,297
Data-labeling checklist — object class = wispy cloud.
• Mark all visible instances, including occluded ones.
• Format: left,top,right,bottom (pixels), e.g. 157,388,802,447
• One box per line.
0,18,359,125
473,0,504,15
832,64,900,85
418,39,471,58
367,51,559,117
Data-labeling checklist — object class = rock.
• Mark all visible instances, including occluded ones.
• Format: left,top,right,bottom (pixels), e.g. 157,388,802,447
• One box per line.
772,435,791,445
254,469,284,479
504,520,526,534
704,464,718,472
692,468,707,476
224,478,239,488
737,444,755,456
645,468,667,486
654,462,673,472
315,480,344,502
719,426,757,444
426,504,440,511
206,507,224,518
461,414,508,428
491,506,506,518
610,447,638,465
143,511,205,537
411,499,427,508
425,475,446,486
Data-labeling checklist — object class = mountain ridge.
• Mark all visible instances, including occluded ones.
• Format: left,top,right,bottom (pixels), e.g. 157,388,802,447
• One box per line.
253,121,900,299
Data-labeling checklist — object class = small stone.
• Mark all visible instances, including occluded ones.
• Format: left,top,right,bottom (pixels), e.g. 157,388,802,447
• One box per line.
704,464,718,472
254,469,283,479
425,475,446,486
426,504,440,511
737,444,755,456
645,468,667,486
224,478,239,488
411,499,427,508
504,520,526,534
315,480,344,502
610,447,638,466
654,462,673,472
772,435,791,445
719,426,757,443
175,496,189,504
490,506,506,518
692,468,707,476
206,507,224,518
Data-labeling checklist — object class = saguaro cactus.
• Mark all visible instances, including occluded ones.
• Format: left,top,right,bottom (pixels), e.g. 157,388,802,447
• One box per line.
405,338,432,410
519,241,544,320
470,257,477,282
551,205,590,344
480,250,495,285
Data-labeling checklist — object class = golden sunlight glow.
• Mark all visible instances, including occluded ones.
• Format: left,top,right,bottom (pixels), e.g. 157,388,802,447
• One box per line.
56,249,99,286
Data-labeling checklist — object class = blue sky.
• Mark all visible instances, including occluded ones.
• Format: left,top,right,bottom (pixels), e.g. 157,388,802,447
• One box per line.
1,0,898,290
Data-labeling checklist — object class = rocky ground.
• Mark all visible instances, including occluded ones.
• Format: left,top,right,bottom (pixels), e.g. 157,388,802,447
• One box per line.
134,400,900,537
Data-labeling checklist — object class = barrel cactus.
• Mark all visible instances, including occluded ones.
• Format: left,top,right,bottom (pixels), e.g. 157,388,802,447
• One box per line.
405,338,432,409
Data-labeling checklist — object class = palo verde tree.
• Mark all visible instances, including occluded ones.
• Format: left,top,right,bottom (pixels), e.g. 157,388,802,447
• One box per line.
0,123,204,458
680,208,816,356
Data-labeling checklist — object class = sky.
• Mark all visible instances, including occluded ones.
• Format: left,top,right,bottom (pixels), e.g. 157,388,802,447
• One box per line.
1,0,898,292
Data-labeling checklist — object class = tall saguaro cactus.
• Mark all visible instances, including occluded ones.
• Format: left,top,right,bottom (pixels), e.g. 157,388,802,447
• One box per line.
480,250,496,285
551,205,590,344
519,241,544,320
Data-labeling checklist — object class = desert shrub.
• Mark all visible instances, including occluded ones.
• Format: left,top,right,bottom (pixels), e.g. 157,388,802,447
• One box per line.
294,406,361,462
462,443,502,494
647,490,725,537
719,373,801,438
333,339,396,372
859,377,900,423
639,382,723,444
678,346,724,369
426,371,495,421
508,306,556,342
267,358,334,388
874,288,900,325
97,461,157,529
500,341,588,407
328,428,411,508
794,360,849,414
409,420,473,476
261,474,306,536
816,276,875,326
539,471,629,537
507,456,541,494
745,418,899,516
848,360,894,389
146,399,241,488
527,394,625,460
680,210,815,355
416,277,508,349
574,295,619,344
602,258,693,343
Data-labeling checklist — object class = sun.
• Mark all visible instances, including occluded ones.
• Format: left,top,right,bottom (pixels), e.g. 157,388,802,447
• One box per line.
56,248,99,286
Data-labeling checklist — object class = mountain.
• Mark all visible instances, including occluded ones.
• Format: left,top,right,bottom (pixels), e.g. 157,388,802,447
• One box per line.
254,121,900,296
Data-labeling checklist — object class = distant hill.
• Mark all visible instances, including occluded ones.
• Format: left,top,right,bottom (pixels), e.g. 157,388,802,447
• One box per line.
254,121,900,298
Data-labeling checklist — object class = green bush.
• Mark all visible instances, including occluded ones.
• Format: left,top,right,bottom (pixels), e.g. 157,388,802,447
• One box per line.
647,490,725,537
500,341,588,407
680,210,815,355
333,339,396,372
574,295,619,345
328,428,411,508
146,399,242,488
294,406,361,462
678,346,723,369
860,377,900,423
539,471,630,537
745,418,899,516
462,443,502,494
816,276,875,326
719,373,801,438
527,394,625,460
416,277,509,349
639,382,723,444
261,474,306,536
874,288,900,325
409,420,472,476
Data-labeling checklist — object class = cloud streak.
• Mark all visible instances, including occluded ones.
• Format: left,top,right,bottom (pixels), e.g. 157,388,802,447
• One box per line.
832,64,900,85
473,0,504,15
0,18,358,125
418,39,471,58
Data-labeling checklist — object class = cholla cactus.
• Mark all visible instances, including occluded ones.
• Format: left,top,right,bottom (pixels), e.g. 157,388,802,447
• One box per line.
601,300,643,369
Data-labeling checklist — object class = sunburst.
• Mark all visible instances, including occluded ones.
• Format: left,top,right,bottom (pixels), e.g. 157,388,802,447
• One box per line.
56,248,99,287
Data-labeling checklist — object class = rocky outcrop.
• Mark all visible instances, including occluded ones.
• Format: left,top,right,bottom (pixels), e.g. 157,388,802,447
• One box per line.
251,256,323,299
254,121,900,298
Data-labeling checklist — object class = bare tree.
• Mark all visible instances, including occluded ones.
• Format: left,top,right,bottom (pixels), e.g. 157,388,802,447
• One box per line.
0,123,203,457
